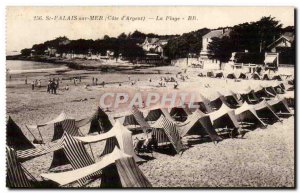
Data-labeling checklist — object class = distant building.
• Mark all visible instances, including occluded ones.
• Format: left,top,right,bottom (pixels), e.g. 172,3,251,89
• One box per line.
44,47,57,57
265,32,295,66
199,28,231,62
139,37,168,57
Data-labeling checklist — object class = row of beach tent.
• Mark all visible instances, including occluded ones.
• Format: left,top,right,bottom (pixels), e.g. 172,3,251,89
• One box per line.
203,71,292,81
7,82,293,188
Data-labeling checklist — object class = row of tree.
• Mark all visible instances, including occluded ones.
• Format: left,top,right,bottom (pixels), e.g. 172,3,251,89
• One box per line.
21,31,178,59
21,16,294,65
207,16,294,64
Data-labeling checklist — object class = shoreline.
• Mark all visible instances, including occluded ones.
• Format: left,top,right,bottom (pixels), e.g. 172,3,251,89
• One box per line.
6,55,169,72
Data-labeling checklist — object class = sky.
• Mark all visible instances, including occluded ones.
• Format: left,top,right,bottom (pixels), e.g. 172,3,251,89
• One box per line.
6,6,294,53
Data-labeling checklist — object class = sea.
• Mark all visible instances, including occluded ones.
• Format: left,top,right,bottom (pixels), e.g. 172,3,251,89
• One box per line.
6,60,68,74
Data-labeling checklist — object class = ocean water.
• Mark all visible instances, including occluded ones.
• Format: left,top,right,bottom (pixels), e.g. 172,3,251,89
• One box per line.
6,60,68,74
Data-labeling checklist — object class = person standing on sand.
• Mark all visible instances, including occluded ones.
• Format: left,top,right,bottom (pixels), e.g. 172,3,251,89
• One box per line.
47,80,51,93
31,81,35,90
38,80,41,88
102,81,105,88
92,77,94,85
79,76,81,82
128,75,130,81
25,77,27,84
56,79,59,89
95,78,98,85
73,78,76,86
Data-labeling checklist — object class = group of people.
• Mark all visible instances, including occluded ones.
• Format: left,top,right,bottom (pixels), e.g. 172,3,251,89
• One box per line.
30,79,42,90
47,78,60,94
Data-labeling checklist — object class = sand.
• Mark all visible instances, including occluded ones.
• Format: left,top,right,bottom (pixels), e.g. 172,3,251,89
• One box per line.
6,63,295,187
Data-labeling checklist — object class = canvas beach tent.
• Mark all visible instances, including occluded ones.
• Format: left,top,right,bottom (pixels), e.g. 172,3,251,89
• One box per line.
16,133,100,186
218,90,243,109
197,94,214,113
150,115,183,154
75,121,144,163
26,111,82,142
235,103,267,129
267,96,292,117
177,109,222,142
208,103,240,129
271,82,285,94
215,72,224,78
252,100,280,124
6,146,33,188
41,147,152,188
238,72,247,79
143,106,174,123
272,74,283,81
75,107,113,134
115,107,151,133
253,85,276,100
169,105,192,122
262,73,271,80
7,116,35,151
251,72,261,80
226,72,238,79
239,86,261,104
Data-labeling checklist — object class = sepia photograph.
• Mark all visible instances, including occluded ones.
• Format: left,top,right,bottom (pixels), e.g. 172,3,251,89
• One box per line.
5,6,295,188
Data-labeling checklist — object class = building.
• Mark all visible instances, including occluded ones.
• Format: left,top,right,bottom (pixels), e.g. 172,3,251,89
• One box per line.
44,47,57,57
199,28,231,62
265,32,295,66
139,37,168,57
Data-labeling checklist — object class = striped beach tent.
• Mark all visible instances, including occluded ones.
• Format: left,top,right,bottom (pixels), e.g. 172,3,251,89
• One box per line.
27,111,81,142
75,107,113,134
150,115,183,154
177,109,222,142
208,103,240,129
41,147,152,188
16,139,64,162
6,146,32,188
75,121,143,163
15,133,99,186
7,116,35,151
235,103,267,129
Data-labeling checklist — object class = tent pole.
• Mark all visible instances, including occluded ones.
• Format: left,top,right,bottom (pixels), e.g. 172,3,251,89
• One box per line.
37,126,44,143
89,144,95,162
25,125,38,141
21,164,37,182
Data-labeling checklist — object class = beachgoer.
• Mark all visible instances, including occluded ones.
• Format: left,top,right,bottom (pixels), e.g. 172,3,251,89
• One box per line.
31,81,35,90
95,78,98,85
25,77,27,84
128,75,130,81
73,78,76,86
79,76,81,82
102,81,105,87
92,77,94,85
65,85,69,90
47,80,51,93
38,80,41,88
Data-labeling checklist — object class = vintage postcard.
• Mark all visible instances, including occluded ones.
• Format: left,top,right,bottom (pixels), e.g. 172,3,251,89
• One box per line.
6,6,295,188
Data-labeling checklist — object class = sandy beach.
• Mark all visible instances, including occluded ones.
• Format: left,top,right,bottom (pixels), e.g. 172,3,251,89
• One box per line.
6,62,295,187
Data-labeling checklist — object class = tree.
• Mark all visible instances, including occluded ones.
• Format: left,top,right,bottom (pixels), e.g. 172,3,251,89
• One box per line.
207,36,234,69
20,48,31,56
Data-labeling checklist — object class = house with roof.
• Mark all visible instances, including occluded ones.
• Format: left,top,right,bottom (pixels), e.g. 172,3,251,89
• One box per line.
199,28,231,62
139,37,168,57
265,32,295,67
